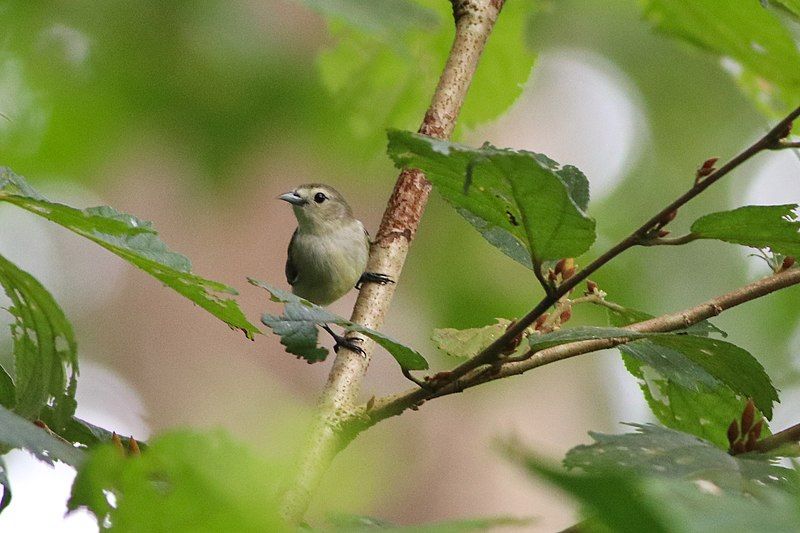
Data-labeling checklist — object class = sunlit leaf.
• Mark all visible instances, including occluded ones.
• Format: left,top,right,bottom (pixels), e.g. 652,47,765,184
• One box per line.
387,130,596,264
690,204,800,257
317,0,537,152
0,405,85,467
0,167,260,340
0,252,76,426
249,279,428,370
432,319,513,359
68,430,289,532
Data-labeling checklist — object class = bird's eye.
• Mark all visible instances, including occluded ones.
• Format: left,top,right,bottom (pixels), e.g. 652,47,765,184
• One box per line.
314,192,327,203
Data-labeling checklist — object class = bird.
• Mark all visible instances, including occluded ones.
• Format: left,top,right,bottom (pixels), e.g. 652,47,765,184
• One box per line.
279,183,393,355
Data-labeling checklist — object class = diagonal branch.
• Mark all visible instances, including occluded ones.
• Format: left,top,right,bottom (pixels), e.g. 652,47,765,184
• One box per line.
279,0,508,524
350,267,800,431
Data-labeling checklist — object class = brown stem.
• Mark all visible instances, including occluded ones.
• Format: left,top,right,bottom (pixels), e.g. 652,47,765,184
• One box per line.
279,1,507,523
754,421,800,453
405,104,800,391
353,267,800,430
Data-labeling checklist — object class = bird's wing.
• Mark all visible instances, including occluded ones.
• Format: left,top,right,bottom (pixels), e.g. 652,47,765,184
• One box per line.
285,229,299,286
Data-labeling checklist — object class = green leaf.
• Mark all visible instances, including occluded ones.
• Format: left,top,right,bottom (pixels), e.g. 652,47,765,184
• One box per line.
249,279,428,370
0,405,85,467
432,318,513,359
69,430,289,532
690,204,800,257
771,0,800,17
607,306,774,447
0,365,15,410
505,439,800,533
527,326,651,351
565,423,793,493
640,0,800,115
317,0,537,151
0,168,260,340
0,252,77,425
387,130,596,264
0,457,11,514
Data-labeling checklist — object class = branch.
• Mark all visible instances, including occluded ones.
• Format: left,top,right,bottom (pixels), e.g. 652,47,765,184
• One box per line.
351,267,800,430
279,1,507,524
400,104,800,392
754,421,800,454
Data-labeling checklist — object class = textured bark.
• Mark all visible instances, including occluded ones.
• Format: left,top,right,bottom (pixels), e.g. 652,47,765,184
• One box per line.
280,1,506,524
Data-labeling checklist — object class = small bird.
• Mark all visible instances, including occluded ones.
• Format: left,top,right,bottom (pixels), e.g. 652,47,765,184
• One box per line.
279,183,392,354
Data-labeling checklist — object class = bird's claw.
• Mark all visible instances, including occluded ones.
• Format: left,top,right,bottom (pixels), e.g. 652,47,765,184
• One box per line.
356,272,395,290
322,325,366,357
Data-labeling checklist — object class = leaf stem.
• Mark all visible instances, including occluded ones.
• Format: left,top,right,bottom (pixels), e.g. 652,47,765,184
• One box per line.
753,420,800,454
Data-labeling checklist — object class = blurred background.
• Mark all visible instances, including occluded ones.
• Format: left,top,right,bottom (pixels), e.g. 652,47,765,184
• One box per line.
1,0,799,531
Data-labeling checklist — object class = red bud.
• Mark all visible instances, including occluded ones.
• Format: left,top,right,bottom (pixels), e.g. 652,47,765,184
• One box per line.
559,308,572,323
741,399,756,432
727,419,739,446
128,436,141,456
782,256,796,271
534,313,549,331
586,280,598,294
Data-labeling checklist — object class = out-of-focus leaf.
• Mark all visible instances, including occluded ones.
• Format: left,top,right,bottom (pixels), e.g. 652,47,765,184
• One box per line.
249,279,428,370
68,430,289,532
690,205,800,257
565,423,793,493
387,130,596,264
0,252,76,426
607,307,773,448
300,0,438,37
432,318,512,359
0,457,11,514
771,0,800,17
505,438,800,533
328,513,532,531
0,405,85,467
640,0,800,115
317,0,536,152
0,168,260,340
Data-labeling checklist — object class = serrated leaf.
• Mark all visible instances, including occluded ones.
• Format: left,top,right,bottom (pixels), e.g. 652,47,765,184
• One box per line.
249,279,428,370
316,0,536,152
0,252,76,426
0,168,259,340
690,204,800,257
69,430,289,532
640,0,800,116
565,423,793,493
505,439,800,533
432,318,512,359
0,405,85,467
606,307,776,447
387,130,596,264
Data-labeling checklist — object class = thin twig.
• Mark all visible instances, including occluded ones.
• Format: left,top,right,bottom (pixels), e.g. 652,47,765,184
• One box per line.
641,233,698,246
279,1,508,524
349,267,800,430
754,421,800,453
402,105,800,392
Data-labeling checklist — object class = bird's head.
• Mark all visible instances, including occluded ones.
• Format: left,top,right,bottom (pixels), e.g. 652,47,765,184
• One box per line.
279,184,354,231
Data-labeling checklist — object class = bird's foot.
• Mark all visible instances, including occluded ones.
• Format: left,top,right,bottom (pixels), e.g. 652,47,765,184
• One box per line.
322,324,366,357
356,272,395,290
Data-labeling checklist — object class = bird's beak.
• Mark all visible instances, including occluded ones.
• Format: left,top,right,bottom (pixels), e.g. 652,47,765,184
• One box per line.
279,192,307,206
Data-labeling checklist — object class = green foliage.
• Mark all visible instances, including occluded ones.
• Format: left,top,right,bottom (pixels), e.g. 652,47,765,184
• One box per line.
316,0,537,151
0,405,85,467
0,252,77,427
432,318,512,359
68,430,288,532
387,130,595,265
250,279,428,370
690,204,800,257
640,0,800,115
0,167,259,340
506,438,800,533
608,306,775,448
565,424,793,493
